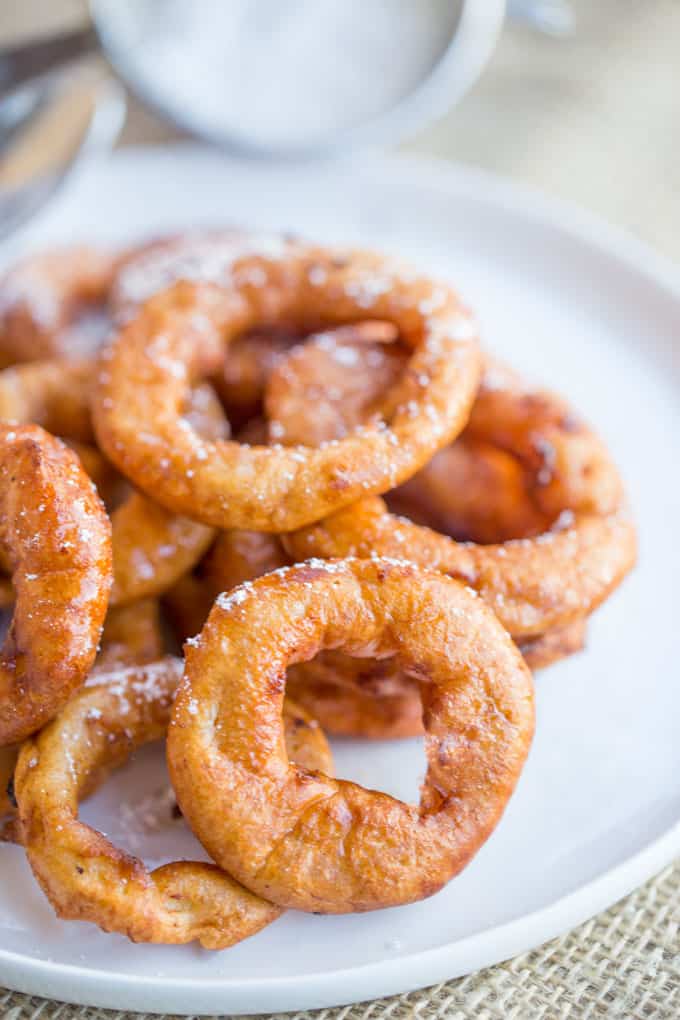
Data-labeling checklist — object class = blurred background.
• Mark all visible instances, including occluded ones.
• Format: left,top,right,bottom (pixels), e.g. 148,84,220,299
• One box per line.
0,0,677,258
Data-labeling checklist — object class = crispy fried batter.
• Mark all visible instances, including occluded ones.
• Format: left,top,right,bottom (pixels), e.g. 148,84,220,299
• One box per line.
168,558,534,913
0,425,112,744
0,360,226,606
264,322,403,446
93,239,481,531
518,619,587,670
218,327,300,426
0,743,18,817
97,599,164,671
16,658,333,947
0,248,116,365
285,365,636,639
287,652,423,740
1,598,164,825
388,438,549,544
165,529,288,642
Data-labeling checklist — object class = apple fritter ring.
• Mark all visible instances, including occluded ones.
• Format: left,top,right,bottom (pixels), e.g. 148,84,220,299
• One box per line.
93,241,481,531
168,557,534,913
0,424,112,745
285,366,637,639
462,359,623,518
286,652,424,741
0,744,18,818
0,247,115,366
286,616,585,739
164,528,289,642
15,658,333,947
387,437,550,545
264,321,403,446
165,527,578,740
96,598,165,671
286,496,634,640
0,359,225,606
1,598,163,826
517,619,587,670
163,530,426,740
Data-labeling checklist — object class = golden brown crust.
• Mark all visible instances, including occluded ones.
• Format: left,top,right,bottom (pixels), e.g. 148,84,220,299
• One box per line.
0,425,112,744
519,619,587,670
387,438,550,544
287,616,587,739
0,247,115,365
0,359,226,606
287,652,423,740
264,321,404,446
108,492,213,607
165,530,288,642
165,524,585,740
0,360,95,440
0,577,14,609
0,743,18,817
96,599,164,671
15,658,333,947
464,361,623,518
113,231,301,424
217,326,300,426
93,240,481,531
285,365,637,639
166,530,423,738
1,598,164,824
286,497,634,639
168,557,535,913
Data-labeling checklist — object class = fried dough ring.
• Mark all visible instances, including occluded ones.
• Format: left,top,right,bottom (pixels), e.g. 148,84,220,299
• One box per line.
0,744,18,817
261,326,546,539
517,619,587,670
164,517,578,740
113,231,304,425
285,369,636,639
97,599,164,672
218,326,300,426
93,241,481,531
0,247,115,366
15,658,333,947
163,530,429,739
109,229,263,324
288,616,587,739
0,359,94,440
287,497,633,639
388,438,550,544
164,529,289,642
0,424,112,745
1,598,164,826
264,322,403,446
287,652,423,741
168,557,534,913
0,359,224,606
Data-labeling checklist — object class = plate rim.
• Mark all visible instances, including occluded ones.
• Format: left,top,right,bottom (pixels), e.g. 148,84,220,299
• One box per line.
1,144,678,1015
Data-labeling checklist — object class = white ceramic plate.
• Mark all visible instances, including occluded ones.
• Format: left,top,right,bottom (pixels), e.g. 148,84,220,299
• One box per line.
1,146,678,1016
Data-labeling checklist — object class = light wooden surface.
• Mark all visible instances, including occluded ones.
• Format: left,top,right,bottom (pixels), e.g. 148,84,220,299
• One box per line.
1,0,678,259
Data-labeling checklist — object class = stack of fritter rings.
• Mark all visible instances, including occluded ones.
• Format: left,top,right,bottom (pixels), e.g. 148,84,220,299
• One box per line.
0,230,636,947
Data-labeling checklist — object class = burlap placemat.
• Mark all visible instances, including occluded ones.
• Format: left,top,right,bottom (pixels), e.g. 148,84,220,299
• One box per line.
2,858,678,1019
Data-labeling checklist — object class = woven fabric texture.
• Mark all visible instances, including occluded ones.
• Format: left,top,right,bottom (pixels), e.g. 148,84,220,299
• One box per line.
1,859,678,1020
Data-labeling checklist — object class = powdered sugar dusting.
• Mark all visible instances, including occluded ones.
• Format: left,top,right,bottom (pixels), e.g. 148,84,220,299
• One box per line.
117,785,183,854
115,231,294,316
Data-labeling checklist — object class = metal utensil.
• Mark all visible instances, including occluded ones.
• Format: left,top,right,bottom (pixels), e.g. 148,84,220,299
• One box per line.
0,65,125,239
